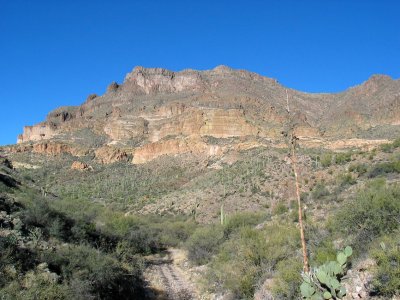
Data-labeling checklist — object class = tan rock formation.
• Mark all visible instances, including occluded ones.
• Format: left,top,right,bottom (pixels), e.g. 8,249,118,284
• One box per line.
132,136,224,164
7,142,88,157
32,142,88,156
144,108,261,143
124,67,204,94
95,146,131,164
104,117,148,140
17,124,56,143
199,109,260,138
71,161,91,171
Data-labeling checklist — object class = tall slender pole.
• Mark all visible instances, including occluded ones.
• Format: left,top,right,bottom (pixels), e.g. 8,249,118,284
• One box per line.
286,90,309,273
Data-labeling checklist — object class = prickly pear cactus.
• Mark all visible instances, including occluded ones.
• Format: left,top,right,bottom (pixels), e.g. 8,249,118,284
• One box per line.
300,246,352,299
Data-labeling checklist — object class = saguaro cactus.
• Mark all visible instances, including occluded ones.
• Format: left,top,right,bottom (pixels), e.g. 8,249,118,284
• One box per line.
220,204,225,225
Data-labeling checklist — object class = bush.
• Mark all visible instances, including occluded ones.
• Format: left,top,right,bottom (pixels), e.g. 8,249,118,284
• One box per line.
208,225,299,299
348,163,368,175
0,236,19,287
368,161,400,178
337,173,356,188
331,180,400,248
41,244,138,299
158,220,197,246
393,138,400,148
334,152,352,165
273,202,288,215
272,257,303,299
223,212,266,237
371,233,400,297
320,153,333,168
379,138,400,153
126,228,160,255
312,182,330,199
312,241,338,266
186,225,224,265
0,271,68,300
209,227,268,299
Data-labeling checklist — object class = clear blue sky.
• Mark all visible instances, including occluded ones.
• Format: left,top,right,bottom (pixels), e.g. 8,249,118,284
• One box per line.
1,0,399,145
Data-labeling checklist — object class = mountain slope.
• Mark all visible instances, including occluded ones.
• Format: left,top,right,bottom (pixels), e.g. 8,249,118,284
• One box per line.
12,66,400,164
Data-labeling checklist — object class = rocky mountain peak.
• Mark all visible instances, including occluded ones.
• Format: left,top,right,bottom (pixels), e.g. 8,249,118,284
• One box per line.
366,74,393,82
124,66,204,94
361,74,393,89
125,66,175,80
347,74,395,96
213,65,234,73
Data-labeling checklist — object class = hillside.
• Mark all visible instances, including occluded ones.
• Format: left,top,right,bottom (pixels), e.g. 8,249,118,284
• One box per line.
1,66,400,299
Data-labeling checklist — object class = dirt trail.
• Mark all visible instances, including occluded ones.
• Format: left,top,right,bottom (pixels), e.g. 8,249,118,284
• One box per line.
144,248,197,300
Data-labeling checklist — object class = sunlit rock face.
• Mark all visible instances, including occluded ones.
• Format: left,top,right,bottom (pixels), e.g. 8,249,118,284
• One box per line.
14,66,400,163
124,67,205,94
18,124,56,143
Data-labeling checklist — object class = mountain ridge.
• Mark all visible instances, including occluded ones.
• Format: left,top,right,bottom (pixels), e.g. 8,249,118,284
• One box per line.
11,66,400,164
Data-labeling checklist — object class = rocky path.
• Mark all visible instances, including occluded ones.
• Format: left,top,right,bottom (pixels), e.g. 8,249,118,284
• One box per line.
144,249,196,300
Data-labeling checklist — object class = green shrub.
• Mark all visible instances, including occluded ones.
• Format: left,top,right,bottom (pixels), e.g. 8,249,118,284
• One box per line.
312,241,338,266
272,257,303,299
392,138,400,148
380,143,394,153
158,220,197,246
0,236,20,287
223,212,265,237
41,244,137,299
334,152,352,165
368,161,400,178
371,233,400,297
103,213,141,237
379,138,400,153
348,163,368,175
126,228,160,254
331,180,400,248
320,153,333,168
312,182,330,199
337,173,356,187
208,227,268,299
273,202,288,215
208,225,299,299
185,225,224,265
22,197,53,228
0,271,68,300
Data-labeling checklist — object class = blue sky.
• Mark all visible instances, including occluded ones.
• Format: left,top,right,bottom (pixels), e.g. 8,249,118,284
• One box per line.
1,0,399,145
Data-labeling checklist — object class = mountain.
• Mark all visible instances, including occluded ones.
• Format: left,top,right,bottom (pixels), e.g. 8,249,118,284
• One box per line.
2,66,400,298
11,66,400,164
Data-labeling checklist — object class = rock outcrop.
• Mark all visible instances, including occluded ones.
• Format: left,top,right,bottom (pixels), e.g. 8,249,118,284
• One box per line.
95,146,131,164
8,142,89,157
132,136,224,164
71,161,91,171
18,124,56,143
15,66,400,164
124,67,204,94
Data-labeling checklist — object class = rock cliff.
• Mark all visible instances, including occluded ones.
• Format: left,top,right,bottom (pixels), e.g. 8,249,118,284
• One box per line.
14,66,400,163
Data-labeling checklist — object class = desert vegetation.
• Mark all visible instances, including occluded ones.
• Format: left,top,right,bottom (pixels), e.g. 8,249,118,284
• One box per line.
1,137,400,299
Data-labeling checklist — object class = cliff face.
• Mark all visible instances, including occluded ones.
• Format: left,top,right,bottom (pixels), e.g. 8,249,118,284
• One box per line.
18,124,56,143
14,66,400,163
124,67,205,94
